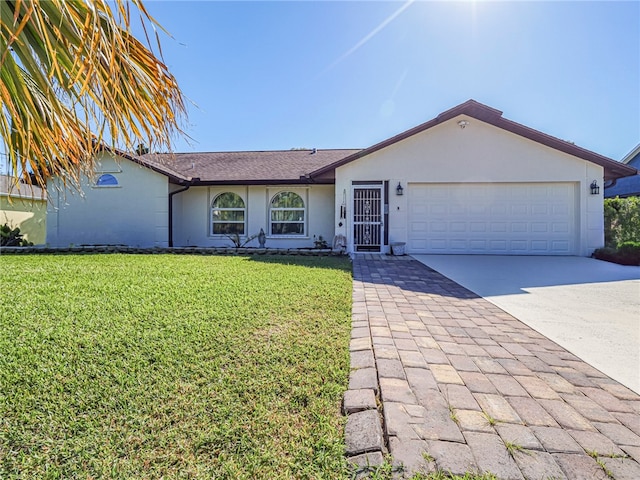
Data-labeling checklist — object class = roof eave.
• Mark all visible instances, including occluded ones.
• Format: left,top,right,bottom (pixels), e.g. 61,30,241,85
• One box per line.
308,100,638,182
98,146,192,184
621,144,640,165
174,178,335,186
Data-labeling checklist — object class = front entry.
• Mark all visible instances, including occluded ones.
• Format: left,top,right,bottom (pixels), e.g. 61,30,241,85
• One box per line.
353,185,384,252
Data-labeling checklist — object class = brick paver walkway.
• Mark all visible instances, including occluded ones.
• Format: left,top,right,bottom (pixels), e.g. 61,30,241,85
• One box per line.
344,255,640,480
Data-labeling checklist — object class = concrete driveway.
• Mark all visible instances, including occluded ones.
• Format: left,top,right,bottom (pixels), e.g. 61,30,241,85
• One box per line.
412,255,640,394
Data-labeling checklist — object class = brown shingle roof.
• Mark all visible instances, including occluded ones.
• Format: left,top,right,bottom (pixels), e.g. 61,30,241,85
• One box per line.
138,149,361,185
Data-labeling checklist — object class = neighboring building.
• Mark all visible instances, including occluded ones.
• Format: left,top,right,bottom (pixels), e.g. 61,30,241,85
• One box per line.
604,144,640,198
0,175,47,245
46,100,637,255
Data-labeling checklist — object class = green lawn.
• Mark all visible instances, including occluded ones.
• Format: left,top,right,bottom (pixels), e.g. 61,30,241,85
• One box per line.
0,254,353,479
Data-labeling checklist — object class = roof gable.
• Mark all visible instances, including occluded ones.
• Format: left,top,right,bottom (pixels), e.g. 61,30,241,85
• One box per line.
621,144,640,167
308,100,637,182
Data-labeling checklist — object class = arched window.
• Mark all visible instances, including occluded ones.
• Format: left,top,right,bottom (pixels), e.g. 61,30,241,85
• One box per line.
270,191,305,235
211,192,246,235
96,173,118,186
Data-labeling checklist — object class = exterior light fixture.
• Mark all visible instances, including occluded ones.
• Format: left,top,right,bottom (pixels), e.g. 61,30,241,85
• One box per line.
458,120,470,129
396,182,404,196
590,180,600,195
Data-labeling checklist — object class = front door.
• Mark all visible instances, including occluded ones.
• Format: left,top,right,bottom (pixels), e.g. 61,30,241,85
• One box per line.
353,185,383,252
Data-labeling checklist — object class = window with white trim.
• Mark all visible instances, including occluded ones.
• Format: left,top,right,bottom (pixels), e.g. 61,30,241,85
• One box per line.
211,192,246,235
270,191,305,235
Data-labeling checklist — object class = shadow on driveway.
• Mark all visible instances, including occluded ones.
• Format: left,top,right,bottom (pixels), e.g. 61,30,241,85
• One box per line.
412,255,640,394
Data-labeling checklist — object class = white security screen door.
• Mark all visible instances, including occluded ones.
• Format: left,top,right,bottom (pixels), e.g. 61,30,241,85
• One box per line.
353,185,384,252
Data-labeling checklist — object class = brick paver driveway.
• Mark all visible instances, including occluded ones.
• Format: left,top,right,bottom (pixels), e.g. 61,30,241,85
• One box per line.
344,256,640,480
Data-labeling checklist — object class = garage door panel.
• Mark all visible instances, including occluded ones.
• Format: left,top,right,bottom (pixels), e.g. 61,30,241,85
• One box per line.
429,222,446,232
408,183,577,255
470,240,488,250
491,205,507,215
413,239,428,249
430,205,447,215
412,206,428,216
450,239,468,250
552,240,570,251
411,221,427,233
511,205,528,215
490,240,508,251
430,239,447,250
510,240,528,251
469,206,488,216
532,204,549,215
531,240,549,251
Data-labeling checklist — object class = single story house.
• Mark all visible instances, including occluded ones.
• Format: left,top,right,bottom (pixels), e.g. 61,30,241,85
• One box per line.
604,144,640,198
46,100,637,255
1,175,47,244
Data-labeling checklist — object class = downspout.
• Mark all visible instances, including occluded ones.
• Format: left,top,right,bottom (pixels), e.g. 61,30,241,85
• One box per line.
168,180,193,247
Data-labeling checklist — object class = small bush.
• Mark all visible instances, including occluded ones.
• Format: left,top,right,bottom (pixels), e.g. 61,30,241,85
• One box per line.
313,235,330,249
0,223,33,247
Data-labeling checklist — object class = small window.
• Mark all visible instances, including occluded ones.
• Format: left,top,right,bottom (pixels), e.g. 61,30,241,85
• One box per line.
211,192,246,235
270,191,305,236
95,174,119,186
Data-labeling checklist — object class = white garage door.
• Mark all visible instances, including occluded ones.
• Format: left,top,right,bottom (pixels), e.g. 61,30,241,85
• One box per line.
408,183,577,255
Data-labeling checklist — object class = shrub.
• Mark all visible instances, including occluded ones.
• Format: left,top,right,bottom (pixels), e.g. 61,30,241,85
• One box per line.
604,197,640,247
0,223,33,247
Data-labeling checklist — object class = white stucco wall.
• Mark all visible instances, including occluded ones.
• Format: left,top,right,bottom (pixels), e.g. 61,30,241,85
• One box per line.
335,115,604,256
172,184,335,249
46,153,169,247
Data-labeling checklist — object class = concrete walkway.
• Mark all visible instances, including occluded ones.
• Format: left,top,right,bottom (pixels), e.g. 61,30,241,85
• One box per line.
344,255,640,479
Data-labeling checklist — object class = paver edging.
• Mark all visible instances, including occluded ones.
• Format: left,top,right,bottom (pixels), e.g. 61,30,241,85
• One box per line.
343,361,386,468
345,264,389,475
343,387,387,472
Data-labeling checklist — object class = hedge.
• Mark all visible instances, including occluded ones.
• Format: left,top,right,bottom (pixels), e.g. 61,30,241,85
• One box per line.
604,196,640,247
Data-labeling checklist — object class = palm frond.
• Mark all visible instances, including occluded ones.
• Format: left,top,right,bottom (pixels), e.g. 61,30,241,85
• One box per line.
0,0,187,189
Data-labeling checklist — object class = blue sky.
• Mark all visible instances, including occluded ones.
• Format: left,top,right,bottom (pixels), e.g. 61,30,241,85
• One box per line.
135,0,639,161
137,0,639,161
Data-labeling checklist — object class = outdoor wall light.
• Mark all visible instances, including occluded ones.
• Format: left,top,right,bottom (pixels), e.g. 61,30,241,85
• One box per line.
458,120,470,129
396,182,404,196
590,180,600,195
